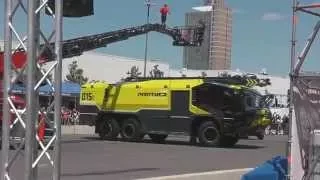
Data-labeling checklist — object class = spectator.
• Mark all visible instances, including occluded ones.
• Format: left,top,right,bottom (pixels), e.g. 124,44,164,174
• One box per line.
71,108,80,125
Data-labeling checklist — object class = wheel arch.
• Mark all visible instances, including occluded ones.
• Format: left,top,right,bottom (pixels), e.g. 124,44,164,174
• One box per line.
190,109,224,137
191,116,222,135
95,111,145,133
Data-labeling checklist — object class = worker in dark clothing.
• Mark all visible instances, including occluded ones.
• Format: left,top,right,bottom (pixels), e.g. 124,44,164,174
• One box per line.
160,4,170,26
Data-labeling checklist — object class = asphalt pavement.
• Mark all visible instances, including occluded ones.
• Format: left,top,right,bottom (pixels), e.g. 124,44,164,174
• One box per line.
3,135,287,180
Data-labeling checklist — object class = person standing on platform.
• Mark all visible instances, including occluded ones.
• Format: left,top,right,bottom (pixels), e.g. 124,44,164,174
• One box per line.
160,4,170,26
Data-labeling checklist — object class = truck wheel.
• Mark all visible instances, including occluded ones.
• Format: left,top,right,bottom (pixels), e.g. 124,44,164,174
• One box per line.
120,118,143,142
257,133,264,140
220,135,239,147
149,134,168,143
198,121,221,147
98,118,120,140
256,127,265,140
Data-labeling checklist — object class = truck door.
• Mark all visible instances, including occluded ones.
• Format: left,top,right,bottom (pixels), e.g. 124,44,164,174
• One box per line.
169,90,192,133
138,82,170,133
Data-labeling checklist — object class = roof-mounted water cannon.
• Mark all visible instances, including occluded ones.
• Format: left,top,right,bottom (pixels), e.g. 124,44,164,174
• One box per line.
256,78,271,87
217,73,271,88
46,0,94,17
241,73,271,87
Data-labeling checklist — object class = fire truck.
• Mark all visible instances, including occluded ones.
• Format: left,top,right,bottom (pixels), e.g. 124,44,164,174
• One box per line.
0,23,205,142
79,75,272,147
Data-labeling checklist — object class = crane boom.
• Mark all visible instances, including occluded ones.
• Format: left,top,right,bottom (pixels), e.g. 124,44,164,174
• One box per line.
0,23,205,73
59,23,205,59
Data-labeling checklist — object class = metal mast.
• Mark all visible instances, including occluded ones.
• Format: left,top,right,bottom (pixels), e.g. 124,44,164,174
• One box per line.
143,0,151,78
143,0,156,78
289,1,320,180
2,0,63,180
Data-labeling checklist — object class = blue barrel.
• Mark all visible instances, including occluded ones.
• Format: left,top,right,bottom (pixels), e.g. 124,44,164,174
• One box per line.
241,156,288,180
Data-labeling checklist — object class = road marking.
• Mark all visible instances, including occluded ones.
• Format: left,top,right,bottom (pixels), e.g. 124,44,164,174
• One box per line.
135,168,253,180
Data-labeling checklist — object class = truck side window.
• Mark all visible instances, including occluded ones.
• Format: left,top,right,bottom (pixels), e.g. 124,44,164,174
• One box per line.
246,96,253,107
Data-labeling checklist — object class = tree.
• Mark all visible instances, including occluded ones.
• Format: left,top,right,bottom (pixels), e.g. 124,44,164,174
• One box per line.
218,71,231,77
201,71,207,77
126,65,142,79
65,61,88,85
149,65,164,78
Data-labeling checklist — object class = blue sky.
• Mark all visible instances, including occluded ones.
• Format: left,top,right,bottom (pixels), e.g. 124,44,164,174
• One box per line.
1,0,320,76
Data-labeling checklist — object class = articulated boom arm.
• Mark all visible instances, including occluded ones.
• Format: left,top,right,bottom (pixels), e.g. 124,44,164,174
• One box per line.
48,23,205,59
0,23,205,73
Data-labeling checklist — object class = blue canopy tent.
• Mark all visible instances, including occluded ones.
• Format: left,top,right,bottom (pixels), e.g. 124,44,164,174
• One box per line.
11,83,25,94
40,81,81,96
11,81,81,97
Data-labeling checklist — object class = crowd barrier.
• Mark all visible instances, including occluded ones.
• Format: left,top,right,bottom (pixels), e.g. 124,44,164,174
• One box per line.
241,156,288,180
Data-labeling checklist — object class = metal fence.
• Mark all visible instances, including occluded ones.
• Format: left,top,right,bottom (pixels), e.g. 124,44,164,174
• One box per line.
289,1,320,179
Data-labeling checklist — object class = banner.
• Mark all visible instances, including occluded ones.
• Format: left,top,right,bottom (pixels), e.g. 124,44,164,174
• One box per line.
293,76,320,172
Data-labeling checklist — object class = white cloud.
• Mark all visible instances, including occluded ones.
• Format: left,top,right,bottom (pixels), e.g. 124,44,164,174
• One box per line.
261,12,287,21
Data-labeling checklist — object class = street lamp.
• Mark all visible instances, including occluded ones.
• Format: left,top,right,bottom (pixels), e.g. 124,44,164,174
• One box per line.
143,0,155,77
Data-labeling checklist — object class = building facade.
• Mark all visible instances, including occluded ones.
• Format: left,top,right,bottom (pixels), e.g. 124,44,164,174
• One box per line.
183,11,211,69
183,0,232,70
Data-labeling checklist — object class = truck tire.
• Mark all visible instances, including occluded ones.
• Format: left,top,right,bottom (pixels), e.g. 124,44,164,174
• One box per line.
220,135,239,147
149,134,168,143
120,118,143,142
198,121,221,147
257,133,264,140
256,128,265,140
98,117,120,140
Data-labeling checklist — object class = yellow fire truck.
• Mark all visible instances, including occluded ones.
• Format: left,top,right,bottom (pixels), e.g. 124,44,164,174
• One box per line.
80,75,272,147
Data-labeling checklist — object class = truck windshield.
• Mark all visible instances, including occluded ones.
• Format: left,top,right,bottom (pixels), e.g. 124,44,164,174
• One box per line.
243,91,263,110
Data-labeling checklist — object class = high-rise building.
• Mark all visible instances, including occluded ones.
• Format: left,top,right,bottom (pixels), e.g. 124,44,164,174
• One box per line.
203,0,213,6
183,0,232,70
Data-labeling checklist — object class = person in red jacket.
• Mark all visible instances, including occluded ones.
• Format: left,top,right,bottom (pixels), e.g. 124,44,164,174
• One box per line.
160,4,170,25
38,109,46,142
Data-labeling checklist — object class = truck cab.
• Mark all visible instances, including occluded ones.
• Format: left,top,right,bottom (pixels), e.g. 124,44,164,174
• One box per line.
192,82,271,141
